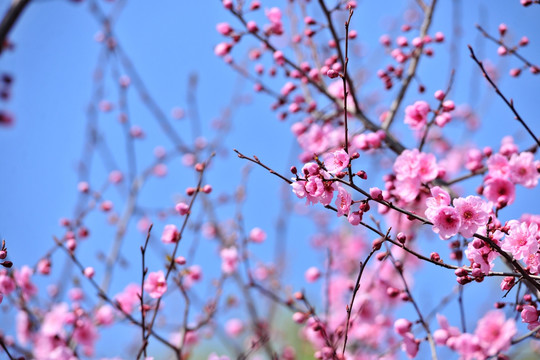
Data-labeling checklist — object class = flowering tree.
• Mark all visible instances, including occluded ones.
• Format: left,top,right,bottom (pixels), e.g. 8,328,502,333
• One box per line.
1,0,540,359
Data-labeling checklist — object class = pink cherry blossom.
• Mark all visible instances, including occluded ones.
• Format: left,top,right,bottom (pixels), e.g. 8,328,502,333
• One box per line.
323,149,349,173
305,266,321,282
428,206,461,240
404,100,430,130
475,310,516,357
486,153,510,178
115,284,141,313
225,318,244,337
144,271,167,299
95,305,115,326
465,237,499,275
509,151,539,188
73,316,98,348
335,186,351,217
220,247,239,274
401,332,419,358
14,265,37,299
483,176,516,205
453,196,489,237
394,318,412,336
249,227,267,243
161,224,179,244
425,186,451,218
501,220,539,260
0,271,15,295
521,305,539,323
41,303,69,337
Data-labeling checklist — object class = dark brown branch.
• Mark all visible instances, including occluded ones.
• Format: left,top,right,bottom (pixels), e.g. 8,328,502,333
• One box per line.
0,0,30,55
468,45,540,147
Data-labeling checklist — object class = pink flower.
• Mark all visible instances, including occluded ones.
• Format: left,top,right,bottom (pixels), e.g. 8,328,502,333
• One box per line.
265,7,282,23
475,310,516,357
425,186,451,218
305,266,321,282
483,176,515,205
42,303,69,337
525,252,540,274
73,316,98,348
249,227,267,243
144,271,167,299
335,186,351,217
487,153,510,178
394,149,438,202
401,332,419,358
220,247,239,274
161,224,179,244
453,196,489,238
323,149,350,173
14,265,37,299
348,211,362,225
95,305,115,326
501,221,539,260
16,311,31,345
175,202,189,216
404,101,430,130
429,206,461,240
521,305,539,323
115,283,141,314
225,318,244,337
394,177,422,203
509,151,539,188
394,318,412,336
297,124,329,154
465,236,499,275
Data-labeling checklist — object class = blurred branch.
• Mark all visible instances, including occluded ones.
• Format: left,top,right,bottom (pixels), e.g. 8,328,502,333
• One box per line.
382,0,438,130
0,0,30,55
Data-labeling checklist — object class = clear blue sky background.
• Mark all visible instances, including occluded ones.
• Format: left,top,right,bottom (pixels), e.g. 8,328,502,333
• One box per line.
1,0,539,358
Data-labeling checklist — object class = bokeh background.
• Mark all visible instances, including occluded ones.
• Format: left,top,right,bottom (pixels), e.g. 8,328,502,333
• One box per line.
1,0,539,358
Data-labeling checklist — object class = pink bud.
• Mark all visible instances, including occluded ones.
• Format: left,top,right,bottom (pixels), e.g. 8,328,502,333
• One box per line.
369,187,383,200
249,227,267,243
442,100,455,111
292,312,306,324
176,202,189,216
396,36,408,47
326,69,339,78
101,200,113,212
78,181,90,193
216,22,232,35
37,258,51,275
521,305,538,323
246,21,258,32
379,34,391,47
84,267,95,278
434,90,445,100
509,68,521,77
498,23,507,36
394,318,412,335
305,267,321,282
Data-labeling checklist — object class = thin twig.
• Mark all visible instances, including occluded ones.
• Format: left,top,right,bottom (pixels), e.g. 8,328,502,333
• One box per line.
383,0,438,130
341,242,379,356
0,0,31,55
468,45,540,147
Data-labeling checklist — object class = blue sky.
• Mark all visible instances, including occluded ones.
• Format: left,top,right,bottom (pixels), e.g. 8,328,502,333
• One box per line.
1,0,540,358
